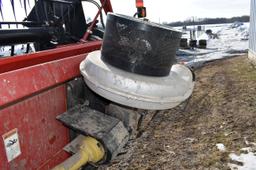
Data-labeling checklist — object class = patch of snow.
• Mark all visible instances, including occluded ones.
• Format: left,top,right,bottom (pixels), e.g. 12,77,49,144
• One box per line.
176,22,249,68
240,147,252,153
228,151,256,170
0,44,35,57
198,33,209,40
230,22,244,29
216,143,226,152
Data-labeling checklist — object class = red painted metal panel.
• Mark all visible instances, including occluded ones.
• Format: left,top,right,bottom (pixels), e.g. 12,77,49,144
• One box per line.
0,41,101,74
0,85,70,170
101,0,113,13
0,54,87,108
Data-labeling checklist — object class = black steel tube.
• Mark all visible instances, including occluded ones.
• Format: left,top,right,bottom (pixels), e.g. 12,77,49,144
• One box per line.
11,46,15,56
0,27,54,45
0,21,43,25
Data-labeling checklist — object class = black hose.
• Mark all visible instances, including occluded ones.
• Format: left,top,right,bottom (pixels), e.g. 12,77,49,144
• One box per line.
133,12,138,18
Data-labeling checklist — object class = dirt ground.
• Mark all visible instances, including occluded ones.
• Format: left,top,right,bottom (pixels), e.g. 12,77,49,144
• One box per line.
103,55,256,170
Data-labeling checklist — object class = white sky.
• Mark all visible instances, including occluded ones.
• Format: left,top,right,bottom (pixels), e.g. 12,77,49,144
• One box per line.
111,0,251,22
0,0,251,23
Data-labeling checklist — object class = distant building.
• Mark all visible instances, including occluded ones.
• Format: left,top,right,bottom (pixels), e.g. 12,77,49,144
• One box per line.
249,0,256,62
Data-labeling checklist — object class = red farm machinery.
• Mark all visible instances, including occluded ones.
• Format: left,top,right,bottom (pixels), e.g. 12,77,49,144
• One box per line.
0,0,195,169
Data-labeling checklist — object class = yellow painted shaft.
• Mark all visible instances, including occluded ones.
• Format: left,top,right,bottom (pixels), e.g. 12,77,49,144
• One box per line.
52,136,105,170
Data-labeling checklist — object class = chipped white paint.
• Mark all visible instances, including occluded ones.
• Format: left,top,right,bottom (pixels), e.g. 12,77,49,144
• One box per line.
80,50,195,110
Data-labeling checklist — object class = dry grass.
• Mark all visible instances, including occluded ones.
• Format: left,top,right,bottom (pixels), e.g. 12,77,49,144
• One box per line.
106,55,256,170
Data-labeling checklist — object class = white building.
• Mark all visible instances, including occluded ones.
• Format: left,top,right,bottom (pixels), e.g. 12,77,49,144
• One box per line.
249,0,256,62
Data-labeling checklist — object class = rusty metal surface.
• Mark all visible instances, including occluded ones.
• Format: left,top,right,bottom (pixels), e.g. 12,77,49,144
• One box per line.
57,104,129,161
0,85,70,170
106,104,141,139
57,105,120,138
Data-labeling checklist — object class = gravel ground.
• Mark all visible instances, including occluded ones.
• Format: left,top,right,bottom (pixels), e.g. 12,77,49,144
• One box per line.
101,55,256,170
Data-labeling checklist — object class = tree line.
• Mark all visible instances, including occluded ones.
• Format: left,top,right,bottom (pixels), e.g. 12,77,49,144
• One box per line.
166,15,250,27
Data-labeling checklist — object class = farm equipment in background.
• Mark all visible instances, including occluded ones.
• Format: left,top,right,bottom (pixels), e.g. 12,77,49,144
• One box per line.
0,0,108,55
0,0,195,169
